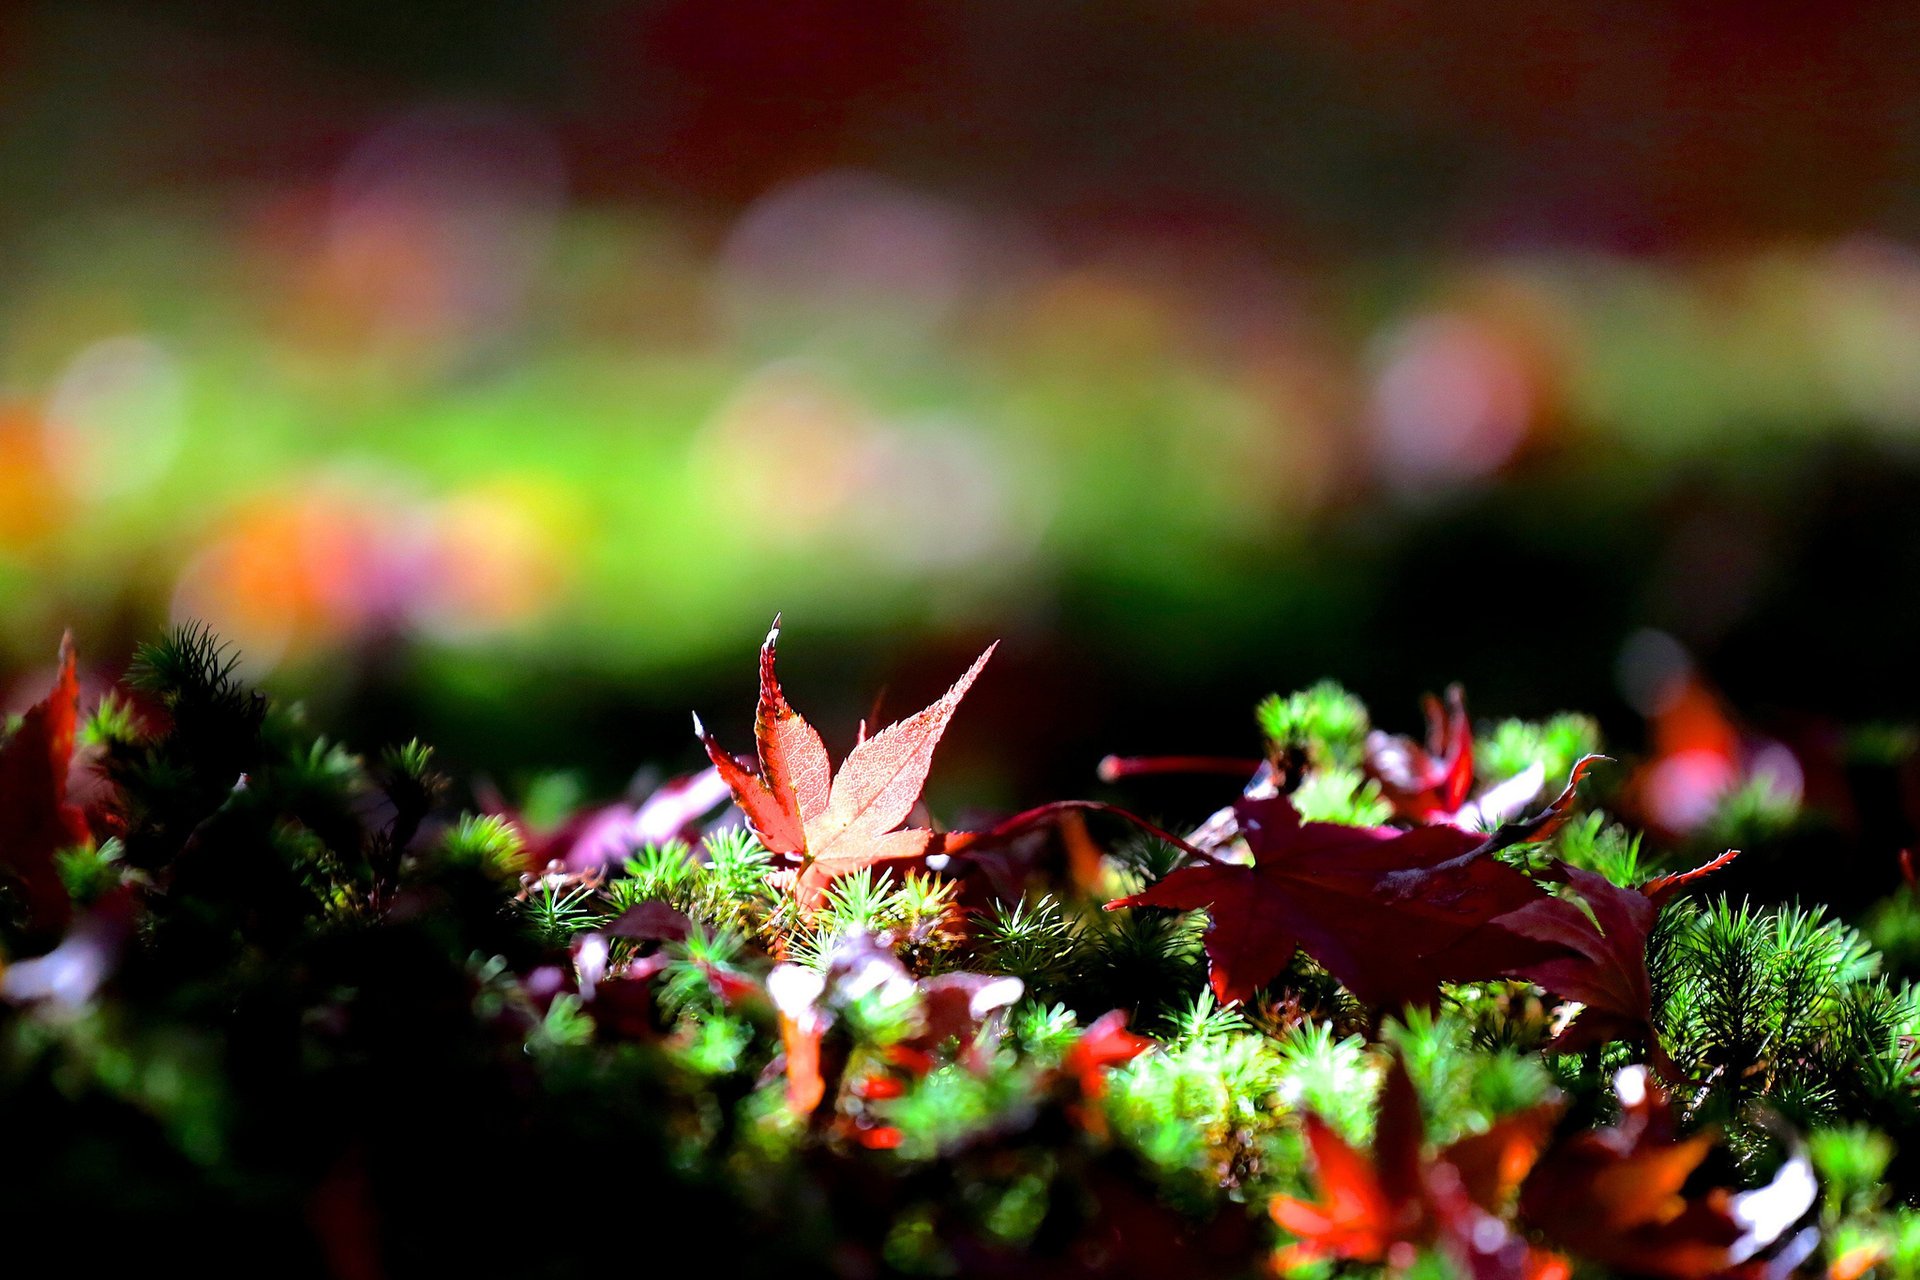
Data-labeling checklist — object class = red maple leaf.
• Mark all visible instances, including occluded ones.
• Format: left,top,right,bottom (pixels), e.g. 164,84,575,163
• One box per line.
1366,685,1476,822
1519,1066,1816,1279
695,619,994,909
0,634,90,938
1105,794,1562,1008
1495,851,1738,1077
1272,1053,1566,1278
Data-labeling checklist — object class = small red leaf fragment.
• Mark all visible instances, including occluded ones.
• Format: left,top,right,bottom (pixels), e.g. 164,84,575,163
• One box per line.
1641,848,1741,907
850,1123,904,1150
1063,1009,1154,1093
1059,1009,1154,1136
1830,1243,1887,1280
905,971,1023,1073
606,899,693,944
0,634,89,937
1471,754,1611,859
851,1073,906,1101
768,963,830,1116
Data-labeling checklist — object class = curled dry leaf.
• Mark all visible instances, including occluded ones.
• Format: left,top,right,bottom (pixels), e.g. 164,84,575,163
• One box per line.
770,932,1024,1120
1471,754,1610,858
1366,684,1477,823
606,899,693,944
768,961,833,1116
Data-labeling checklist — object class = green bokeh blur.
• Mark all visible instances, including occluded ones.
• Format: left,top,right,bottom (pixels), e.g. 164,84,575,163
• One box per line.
5,1,1920,801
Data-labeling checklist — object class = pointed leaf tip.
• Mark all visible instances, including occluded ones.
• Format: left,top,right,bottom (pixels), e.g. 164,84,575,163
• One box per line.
1641,847,1739,905
811,641,996,859
1569,753,1612,779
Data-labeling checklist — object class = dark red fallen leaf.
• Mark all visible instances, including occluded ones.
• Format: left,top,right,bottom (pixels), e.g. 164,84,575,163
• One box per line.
1519,1066,1816,1279
1495,851,1737,1076
307,1143,385,1280
1106,794,1560,1008
947,1157,1261,1280
1366,685,1476,822
696,618,993,909
606,899,693,943
585,973,663,1041
0,634,90,938
1272,1053,1565,1278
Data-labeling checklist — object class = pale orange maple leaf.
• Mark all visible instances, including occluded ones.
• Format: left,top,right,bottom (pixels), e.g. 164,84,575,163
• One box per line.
694,619,994,910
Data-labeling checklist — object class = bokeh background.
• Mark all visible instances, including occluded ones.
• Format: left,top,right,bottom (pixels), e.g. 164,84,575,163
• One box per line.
5,0,1920,813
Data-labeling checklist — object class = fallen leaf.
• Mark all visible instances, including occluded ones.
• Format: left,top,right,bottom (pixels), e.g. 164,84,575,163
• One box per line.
0,885,134,1009
606,899,694,944
481,766,731,875
696,618,993,908
1519,1065,1816,1279
1272,1053,1564,1277
1366,685,1476,822
901,971,1024,1073
1472,755,1610,858
767,962,832,1116
1106,795,1558,1007
1064,1010,1154,1081
0,634,90,937
1061,1009,1155,1131
1495,851,1737,1075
